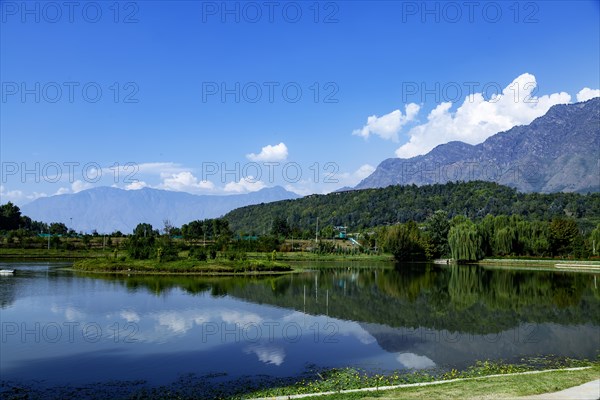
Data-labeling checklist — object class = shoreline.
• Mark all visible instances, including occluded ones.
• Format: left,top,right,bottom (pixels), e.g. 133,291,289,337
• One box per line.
71,258,296,275
69,267,299,276
479,258,600,273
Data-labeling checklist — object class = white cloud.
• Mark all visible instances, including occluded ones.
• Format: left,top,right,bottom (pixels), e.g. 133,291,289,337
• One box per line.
50,305,86,322
247,143,288,162
135,162,188,175
160,171,214,192
224,177,266,193
244,344,286,366
335,164,376,188
285,164,375,195
352,103,420,141
395,73,571,158
220,310,263,326
125,181,148,190
72,180,93,193
353,164,376,181
28,192,48,201
576,87,600,102
0,185,24,203
156,311,192,334
65,307,85,321
396,353,436,369
120,310,140,323
54,187,70,195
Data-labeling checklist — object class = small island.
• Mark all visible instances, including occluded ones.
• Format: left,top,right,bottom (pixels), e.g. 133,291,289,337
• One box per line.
73,258,293,275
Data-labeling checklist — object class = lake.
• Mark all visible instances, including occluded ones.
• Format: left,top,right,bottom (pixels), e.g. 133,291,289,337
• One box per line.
1,261,599,398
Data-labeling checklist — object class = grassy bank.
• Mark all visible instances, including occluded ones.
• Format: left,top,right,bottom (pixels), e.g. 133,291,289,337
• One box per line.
73,258,293,275
243,358,598,399
479,258,600,273
482,257,600,264
292,366,600,400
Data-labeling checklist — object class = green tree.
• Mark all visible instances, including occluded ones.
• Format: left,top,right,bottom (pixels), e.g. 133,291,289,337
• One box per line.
133,223,155,237
0,202,22,231
548,218,582,256
271,217,290,238
126,235,155,259
320,225,335,240
182,220,204,239
384,221,428,262
494,226,516,256
590,224,600,256
448,221,483,262
424,210,450,258
49,222,68,235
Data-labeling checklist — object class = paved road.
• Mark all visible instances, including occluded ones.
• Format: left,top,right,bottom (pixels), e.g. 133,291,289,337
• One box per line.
518,379,600,399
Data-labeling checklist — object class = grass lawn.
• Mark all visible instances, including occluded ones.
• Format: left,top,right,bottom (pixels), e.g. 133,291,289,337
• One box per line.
72,257,293,274
298,367,600,400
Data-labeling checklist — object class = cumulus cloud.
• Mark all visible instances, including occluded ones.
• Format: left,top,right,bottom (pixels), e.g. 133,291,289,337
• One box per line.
282,164,375,195
352,164,376,181
224,177,266,193
336,164,376,187
156,311,192,334
576,87,600,102
396,353,436,369
0,185,24,203
125,180,148,190
160,171,214,192
352,103,420,141
244,344,286,366
1,186,49,204
72,180,93,193
120,310,140,323
51,304,86,322
55,187,70,195
394,73,571,158
220,310,263,326
247,143,288,162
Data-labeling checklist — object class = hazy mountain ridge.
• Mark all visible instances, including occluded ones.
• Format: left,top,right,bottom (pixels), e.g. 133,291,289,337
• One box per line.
356,98,600,193
21,186,299,233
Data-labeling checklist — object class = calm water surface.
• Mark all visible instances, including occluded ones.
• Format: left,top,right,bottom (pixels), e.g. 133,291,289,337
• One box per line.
1,261,598,397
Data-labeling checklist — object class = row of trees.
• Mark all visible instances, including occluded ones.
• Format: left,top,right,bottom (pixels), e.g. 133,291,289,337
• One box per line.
0,202,70,235
380,212,600,262
126,218,234,261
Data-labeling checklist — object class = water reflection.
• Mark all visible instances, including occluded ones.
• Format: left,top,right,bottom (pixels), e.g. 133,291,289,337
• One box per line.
0,261,598,393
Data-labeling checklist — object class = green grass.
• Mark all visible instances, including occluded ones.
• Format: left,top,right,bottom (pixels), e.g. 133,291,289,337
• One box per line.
244,359,599,399
72,257,293,275
481,257,600,264
306,366,600,399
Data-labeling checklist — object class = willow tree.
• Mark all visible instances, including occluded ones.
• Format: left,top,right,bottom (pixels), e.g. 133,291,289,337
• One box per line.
494,226,516,256
591,224,600,256
448,221,483,262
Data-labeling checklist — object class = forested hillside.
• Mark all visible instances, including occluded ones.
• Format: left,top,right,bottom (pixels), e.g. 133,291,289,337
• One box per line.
224,181,600,236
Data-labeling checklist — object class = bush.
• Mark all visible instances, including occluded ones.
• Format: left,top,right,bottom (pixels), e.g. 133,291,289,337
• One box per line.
188,246,208,261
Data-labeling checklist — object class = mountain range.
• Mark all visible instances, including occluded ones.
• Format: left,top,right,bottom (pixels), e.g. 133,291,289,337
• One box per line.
17,99,600,233
356,98,600,193
21,186,299,234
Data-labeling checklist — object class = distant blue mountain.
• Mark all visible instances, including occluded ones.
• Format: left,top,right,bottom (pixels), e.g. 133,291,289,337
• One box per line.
21,186,299,234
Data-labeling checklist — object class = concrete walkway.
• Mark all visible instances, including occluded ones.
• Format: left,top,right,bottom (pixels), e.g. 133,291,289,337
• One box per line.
518,379,599,399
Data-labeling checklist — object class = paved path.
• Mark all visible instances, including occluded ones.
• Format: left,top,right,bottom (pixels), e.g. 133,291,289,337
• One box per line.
518,379,599,399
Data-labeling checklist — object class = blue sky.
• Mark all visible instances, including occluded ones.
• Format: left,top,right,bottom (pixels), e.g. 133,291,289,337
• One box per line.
1,0,599,205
